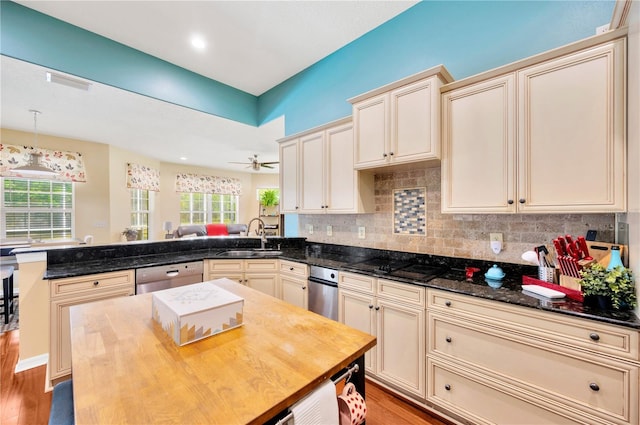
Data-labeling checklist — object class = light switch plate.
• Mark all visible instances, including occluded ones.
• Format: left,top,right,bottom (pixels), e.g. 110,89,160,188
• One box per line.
358,226,365,239
308,225,313,235
326,225,332,236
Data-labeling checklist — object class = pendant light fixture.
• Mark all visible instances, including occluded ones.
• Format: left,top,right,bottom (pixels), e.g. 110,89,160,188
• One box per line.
11,110,57,176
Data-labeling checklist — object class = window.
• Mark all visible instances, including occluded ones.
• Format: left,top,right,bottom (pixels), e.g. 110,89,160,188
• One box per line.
180,193,238,225
1,177,73,240
130,189,150,240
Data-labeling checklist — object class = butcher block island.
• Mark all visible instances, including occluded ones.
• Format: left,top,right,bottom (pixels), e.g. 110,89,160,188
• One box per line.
69,278,376,424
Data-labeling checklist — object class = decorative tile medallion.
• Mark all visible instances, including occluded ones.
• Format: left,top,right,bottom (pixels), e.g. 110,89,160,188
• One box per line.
393,187,426,235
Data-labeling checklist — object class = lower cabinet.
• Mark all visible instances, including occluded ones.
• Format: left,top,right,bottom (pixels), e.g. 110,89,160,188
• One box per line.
207,259,278,297
427,289,639,425
49,270,134,381
338,272,426,399
279,260,309,309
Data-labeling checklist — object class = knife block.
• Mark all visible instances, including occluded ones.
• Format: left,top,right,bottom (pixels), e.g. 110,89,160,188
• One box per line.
559,274,581,291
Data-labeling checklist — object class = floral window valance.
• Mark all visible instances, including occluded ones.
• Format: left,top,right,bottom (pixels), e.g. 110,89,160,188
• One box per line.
127,163,160,192
0,143,87,182
175,173,242,195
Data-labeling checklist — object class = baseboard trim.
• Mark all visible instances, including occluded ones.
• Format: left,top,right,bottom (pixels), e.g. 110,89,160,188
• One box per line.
15,353,48,373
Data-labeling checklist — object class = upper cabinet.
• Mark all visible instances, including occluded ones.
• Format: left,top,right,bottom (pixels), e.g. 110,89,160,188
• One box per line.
442,35,627,213
278,117,374,214
278,139,300,214
349,66,453,170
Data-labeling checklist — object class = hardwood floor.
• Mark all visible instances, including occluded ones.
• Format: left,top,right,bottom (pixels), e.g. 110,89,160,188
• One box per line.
1,330,51,425
1,329,450,425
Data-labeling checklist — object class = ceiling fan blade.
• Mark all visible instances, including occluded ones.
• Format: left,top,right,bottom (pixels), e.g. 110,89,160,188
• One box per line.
260,161,279,165
229,161,250,165
261,164,275,169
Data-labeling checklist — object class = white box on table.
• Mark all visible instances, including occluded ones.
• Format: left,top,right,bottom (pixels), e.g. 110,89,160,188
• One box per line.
152,281,244,346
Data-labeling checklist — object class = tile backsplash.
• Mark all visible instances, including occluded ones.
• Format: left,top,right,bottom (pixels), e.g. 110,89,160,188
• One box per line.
298,166,615,265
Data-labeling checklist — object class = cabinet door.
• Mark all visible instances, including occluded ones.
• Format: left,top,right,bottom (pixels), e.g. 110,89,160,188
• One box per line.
299,131,326,213
245,274,278,298
353,93,389,169
50,287,133,380
280,275,308,309
326,123,357,213
517,39,626,212
279,138,300,213
376,298,426,398
441,74,516,213
390,78,439,163
338,289,376,373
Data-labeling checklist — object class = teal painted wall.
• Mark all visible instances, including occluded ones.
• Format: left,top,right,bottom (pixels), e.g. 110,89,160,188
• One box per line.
0,1,258,125
258,0,616,135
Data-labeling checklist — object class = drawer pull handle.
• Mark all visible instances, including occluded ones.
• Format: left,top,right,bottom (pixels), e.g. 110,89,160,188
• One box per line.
445,301,451,307
444,384,451,391
589,383,600,392
93,281,99,286
589,333,600,341
446,337,452,343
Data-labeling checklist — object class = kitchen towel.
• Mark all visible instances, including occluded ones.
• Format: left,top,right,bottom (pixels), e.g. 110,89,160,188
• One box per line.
290,379,339,425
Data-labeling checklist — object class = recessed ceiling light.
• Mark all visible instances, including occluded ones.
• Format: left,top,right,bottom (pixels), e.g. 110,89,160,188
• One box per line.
180,156,188,161
190,35,206,51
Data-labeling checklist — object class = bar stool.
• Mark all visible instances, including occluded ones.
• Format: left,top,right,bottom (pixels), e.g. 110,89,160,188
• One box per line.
1,265,15,324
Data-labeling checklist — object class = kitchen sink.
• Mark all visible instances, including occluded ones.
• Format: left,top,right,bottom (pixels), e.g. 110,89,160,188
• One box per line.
216,250,283,258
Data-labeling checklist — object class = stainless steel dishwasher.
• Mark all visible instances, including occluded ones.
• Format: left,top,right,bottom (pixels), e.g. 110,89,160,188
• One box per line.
135,261,204,294
308,265,339,321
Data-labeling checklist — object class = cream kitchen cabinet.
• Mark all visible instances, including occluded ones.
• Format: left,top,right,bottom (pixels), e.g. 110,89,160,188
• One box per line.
338,271,426,399
349,66,453,170
427,289,639,425
49,270,134,381
206,259,279,298
278,260,309,309
278,138,300,213
442,36,626,213
278,117,374,214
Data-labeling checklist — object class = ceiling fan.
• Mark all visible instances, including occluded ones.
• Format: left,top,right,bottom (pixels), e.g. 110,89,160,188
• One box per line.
229,154,279,171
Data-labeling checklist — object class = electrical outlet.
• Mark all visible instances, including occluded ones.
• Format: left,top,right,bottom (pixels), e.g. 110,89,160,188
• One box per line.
308,225,313,235
358,226,366,239
489,233,503,243
326,225,333,236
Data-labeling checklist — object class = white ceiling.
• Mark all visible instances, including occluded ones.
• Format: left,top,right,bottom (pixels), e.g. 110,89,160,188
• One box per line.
1,1,417,173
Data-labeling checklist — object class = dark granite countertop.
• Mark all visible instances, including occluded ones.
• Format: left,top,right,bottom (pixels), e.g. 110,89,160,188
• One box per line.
39,239,639,330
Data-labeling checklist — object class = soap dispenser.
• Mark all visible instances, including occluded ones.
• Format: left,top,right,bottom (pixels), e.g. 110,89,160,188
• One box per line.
606,246,624,270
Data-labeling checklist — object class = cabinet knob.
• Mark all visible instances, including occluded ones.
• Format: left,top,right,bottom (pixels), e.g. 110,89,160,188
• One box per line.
295,206,299,210
589,383,600,392
446,336,452,343
369,304,374,309
519,198,526,204
93,281,99,286
382,153,387,157
444,384,451,391
507,199,514,205
302,286,306,290
375,306,380,311
445,301,452,307
389,152,394,156
289,267,294,271
324,205,329,209
589,332,600,341
321,205,325,209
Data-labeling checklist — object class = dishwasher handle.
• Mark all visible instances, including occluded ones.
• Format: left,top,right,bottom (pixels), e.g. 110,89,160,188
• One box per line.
165,270,180,278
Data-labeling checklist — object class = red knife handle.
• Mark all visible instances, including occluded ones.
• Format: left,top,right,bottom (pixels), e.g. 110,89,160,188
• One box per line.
565,234,574,245
577,236,593,260
553,239,565,256
558,237,568,254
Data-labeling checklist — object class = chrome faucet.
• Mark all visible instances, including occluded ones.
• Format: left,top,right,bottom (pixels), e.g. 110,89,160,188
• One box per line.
247,217,267,249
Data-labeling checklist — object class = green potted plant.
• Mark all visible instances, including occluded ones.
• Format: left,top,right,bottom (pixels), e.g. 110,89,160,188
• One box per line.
122,228,139,241
578,263,637,311
259,189,279,207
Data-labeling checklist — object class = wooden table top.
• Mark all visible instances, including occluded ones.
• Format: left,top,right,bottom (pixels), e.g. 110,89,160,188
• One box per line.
69,278,376,424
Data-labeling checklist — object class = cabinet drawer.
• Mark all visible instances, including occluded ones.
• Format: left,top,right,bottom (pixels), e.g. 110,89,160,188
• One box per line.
245,259,278,272
339,271,375,294
430,313,638,424
377,278,425,307
428,289,640,361
428,358,583,425
50,270,134,298
207,259,244,273
279,260,308,277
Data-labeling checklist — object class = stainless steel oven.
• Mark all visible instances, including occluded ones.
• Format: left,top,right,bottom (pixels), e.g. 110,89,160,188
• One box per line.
308,265,339,321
